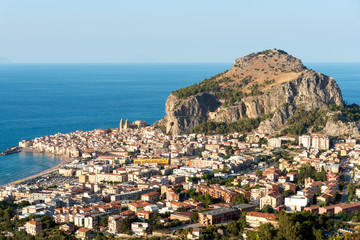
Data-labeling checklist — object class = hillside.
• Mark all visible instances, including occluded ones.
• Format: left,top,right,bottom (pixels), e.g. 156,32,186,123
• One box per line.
156,49,360,137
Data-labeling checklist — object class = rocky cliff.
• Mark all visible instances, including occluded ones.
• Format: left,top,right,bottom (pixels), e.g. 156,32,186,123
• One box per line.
157,49,360,137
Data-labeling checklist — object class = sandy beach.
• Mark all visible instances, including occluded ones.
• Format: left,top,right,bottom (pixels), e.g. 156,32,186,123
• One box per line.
4,150,74,186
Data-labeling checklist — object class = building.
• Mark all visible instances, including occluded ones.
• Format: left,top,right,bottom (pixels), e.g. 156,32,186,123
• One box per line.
133,158,169,165
199,207,239,226
170,212,192,221
260,192,284,209
268,138,282,148
333,202,360,214
119,119,130,131
141,192,160,203
251,187,268,206
128,201,151,213
196,184,238,204
187,228,203,240
304,205,320,213
299,134,330,150
168,175,186,185
131,222,149,236
132,120,147,128
59,224,75,234
75,227,92,240
284,192,309,212
137,210,154,220
108,215,121,234
198,204,255,226
26,220,42,236
246,212,278,228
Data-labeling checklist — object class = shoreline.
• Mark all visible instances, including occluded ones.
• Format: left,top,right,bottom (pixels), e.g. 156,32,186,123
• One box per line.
2,150,74,187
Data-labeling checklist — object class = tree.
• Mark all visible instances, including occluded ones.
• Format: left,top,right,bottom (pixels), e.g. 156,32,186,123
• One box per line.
227,221,239,236
225,146,233,156
347,183,356,201
277,212,301,240
188,177,200,184
246,230,257,240
315,229,325,240
261,204,274,213
284,189,294,195
257,223,277,240
233,194,248,205
18,200,31,209
119,218,131,234
100,216,108,227
4,206,13,221
259,137,268,146
297,163,317,185
190,212,198,222
314,170,327,182
41,215,55,229
237,212,247,233
95,232,106,240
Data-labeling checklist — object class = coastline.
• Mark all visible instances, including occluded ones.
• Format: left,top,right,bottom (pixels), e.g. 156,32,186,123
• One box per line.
2,150,74,187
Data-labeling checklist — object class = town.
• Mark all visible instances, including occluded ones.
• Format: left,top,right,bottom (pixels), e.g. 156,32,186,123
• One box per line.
1,119,360,240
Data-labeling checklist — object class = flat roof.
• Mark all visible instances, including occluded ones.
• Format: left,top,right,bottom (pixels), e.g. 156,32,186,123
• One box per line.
200,207,238,216
232,204,256,210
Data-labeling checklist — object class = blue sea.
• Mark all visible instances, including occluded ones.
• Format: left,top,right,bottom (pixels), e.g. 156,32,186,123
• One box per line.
0,62,359,185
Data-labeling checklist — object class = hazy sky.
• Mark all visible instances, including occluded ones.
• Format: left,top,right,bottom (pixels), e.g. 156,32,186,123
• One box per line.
1,0,360,63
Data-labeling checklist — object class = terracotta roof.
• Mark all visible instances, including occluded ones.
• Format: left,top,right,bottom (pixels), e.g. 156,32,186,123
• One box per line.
77,227,90,233
246,212,277,221
27,220,42,225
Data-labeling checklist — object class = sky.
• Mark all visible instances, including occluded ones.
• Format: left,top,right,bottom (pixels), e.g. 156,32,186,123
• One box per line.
0,0,360,63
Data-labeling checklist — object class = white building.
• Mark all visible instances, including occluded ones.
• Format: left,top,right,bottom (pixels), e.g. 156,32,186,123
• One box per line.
131,222,149,236
299,134,330,150
284,192,309,212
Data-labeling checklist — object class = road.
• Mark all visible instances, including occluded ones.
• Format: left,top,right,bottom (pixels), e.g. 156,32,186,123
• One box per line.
168,220,234,231
341,166,353,202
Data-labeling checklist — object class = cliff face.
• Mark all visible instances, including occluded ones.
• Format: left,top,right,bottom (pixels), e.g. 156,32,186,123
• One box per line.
157,49,358,137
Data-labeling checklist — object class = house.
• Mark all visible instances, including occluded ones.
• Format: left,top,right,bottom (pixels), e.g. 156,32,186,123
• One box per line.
287,172,298,182
108,215,121,234
131,222,149,236
128,201,151,213
246,212,278,228
187,228,203,239
318,205,337,214
25,220,42,236
316,194,333,205
304,205,320,213
260,192,284,209
136,210,154,220
59,223,75,234
334,202,360,214
251,187,268,206
141,191,160,203
120,210,135,218
317,203,360,215
75,227,92,240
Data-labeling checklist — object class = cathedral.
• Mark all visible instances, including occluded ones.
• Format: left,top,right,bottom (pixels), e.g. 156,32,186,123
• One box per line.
119,119,130,131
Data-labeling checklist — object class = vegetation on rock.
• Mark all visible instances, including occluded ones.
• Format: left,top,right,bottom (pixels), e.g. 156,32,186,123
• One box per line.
191,113,273,134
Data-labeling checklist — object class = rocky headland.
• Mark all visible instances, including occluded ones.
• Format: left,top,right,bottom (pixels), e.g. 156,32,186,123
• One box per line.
156,49,360,137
